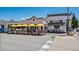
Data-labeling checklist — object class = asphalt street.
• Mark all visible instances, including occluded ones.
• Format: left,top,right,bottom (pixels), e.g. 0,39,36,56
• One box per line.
0,33,54,51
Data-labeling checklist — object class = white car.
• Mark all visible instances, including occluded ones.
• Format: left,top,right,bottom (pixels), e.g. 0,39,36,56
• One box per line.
48,29,55,33
56,29,64,33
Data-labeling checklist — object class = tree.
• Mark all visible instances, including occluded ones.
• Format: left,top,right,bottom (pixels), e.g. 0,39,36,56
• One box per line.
71,14,78,30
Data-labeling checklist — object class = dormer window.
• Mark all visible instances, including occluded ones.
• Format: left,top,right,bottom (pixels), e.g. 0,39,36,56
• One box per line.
33,18,35,21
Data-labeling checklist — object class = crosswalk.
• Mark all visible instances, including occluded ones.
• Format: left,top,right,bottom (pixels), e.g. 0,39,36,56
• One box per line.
39,41,53,51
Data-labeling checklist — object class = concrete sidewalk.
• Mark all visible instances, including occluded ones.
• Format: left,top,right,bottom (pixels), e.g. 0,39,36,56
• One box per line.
48,36,79,51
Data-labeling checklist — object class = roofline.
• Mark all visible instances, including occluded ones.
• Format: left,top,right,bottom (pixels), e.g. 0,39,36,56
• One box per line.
26,16,44,20
47,13,72,17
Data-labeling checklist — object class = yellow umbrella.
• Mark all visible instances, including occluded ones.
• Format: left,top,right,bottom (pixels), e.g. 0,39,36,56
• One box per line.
29,24,35,26
36,24,44,26
16,24,22,27
22,24,27,26
11,24,16,27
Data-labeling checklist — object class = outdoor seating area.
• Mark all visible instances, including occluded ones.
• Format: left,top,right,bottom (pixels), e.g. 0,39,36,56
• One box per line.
8,24,46,35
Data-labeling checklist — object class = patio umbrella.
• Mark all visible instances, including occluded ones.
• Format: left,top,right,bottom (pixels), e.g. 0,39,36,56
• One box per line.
16,24,22,27
22,24,28,27
29,24,35,26
11,24,16,27
36,24,44,27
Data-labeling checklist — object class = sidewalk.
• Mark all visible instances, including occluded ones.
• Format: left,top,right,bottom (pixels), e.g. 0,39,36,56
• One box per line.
48,35,79,51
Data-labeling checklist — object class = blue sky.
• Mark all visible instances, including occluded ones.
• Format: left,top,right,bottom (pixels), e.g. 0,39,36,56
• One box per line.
0,7,79,21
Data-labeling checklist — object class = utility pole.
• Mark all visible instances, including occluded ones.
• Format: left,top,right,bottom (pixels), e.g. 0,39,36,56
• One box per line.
66,7,69,35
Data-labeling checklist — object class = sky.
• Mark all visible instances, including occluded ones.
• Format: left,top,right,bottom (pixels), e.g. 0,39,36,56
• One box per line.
0,7,79,21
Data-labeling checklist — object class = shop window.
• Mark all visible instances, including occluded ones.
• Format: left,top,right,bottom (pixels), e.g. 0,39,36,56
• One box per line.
60,20,63,23
54,25,60,28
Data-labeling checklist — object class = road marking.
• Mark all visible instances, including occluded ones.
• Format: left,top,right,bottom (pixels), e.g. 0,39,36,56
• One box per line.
38,41,53,51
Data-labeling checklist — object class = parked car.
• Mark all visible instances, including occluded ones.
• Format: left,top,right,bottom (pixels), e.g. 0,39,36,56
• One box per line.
48,29,64,33
48,29,55,33
56,29,64,33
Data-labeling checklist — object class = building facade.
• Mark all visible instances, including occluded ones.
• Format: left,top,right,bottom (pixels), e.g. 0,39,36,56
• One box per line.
7,16,47,35
0,20,26,32
25,16,47,32
47,13,73,32
0,13,73,33
25,16,47,26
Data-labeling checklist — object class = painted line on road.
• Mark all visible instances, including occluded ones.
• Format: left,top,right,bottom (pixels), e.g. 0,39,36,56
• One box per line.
38,41,53,51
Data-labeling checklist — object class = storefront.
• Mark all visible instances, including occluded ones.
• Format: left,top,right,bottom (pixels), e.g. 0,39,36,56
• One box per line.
8,23,46,35
47,13,73,33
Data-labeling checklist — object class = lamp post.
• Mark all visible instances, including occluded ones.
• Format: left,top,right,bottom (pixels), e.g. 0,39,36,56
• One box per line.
66,7,69,35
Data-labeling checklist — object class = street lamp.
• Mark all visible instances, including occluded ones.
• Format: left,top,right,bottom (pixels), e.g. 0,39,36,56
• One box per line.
66,7,69,35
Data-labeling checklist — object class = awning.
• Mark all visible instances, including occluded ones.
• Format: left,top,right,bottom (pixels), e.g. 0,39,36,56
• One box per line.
36,24,44,26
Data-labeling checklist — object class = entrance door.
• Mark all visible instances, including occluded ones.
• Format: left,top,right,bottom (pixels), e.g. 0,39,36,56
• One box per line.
1,25,4,29
0,25,5,32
